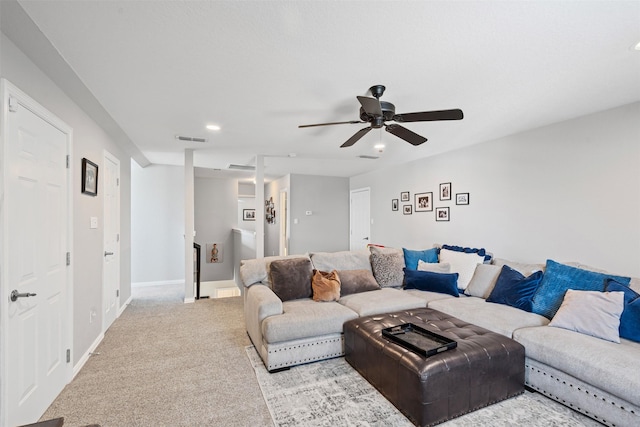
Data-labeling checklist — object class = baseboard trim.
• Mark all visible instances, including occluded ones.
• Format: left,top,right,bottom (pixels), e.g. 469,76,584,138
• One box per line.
118,294,133,316
184,297,195,304
73,332,104,379
132,279,184,287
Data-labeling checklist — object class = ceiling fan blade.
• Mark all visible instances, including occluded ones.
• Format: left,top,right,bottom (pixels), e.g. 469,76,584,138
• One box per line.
393,109,463,123
341,127,372,148
357,96,382,117
299,120,364,128
385,124,427,146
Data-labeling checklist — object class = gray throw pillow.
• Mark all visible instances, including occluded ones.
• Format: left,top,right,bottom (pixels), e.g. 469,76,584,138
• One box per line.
465,264,502,299
370,250,405,288
338,270,380,296
269,257,313,301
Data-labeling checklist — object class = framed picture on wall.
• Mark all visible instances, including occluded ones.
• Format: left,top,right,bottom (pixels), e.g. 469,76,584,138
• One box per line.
403,205,413,215
206,243,223,263
392,199,399,211
439,183,451,201
243,209,256,221
400,191,410,202
435,207,450,222
414,192,433,212
456,193,470,205
81,158,98,196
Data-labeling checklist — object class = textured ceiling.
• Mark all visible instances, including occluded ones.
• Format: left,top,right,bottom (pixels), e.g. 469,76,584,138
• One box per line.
15,0,640,180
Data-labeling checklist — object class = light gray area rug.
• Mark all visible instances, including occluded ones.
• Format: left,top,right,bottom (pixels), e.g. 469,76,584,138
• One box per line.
247,346,602,427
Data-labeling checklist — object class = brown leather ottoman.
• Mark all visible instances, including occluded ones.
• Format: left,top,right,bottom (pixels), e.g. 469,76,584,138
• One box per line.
344,308,525,426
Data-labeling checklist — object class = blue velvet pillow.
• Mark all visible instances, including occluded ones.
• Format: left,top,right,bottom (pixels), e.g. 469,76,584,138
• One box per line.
605,279,640,343
531,260,631,319
403,268,459,297
442,244,492,262
402,248,438,270
486,265,544,312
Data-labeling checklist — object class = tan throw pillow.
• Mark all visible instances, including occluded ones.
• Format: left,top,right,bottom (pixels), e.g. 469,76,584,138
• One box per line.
269,257,313,301
311,270,341,302
339,269,380,296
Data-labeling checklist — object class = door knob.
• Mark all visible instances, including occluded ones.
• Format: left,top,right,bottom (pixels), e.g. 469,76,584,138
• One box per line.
10,290,37,302
104,251,114,256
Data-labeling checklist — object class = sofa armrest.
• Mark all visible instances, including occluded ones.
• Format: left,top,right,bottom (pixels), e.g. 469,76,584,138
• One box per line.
244,284,283,348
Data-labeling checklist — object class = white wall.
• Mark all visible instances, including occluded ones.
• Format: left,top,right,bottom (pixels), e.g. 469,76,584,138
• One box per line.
195,176,236,281
351,102,640,277
1,33,133,362
289,174,350,255
131,163,185,284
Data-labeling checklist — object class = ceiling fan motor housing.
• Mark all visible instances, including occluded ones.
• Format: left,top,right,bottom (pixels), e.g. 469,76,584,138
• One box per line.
360,101,396,125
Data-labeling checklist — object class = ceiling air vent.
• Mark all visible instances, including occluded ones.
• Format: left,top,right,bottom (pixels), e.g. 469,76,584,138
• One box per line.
227,164,255,171
357,155,379,160
175,135,208,143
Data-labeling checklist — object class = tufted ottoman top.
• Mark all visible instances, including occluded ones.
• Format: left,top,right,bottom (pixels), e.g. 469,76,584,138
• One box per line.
344,308,525,426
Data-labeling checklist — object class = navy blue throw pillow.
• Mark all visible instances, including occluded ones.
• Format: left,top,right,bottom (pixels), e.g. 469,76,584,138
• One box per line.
605,278,640,343
487,265,544,312
403,268,459,297
442,244,492,262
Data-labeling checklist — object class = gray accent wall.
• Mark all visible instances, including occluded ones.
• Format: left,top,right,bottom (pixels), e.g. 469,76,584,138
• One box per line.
194,176,236,281
350,102,640,277
1,33,133,363
131,163,185,284
289,174,350,255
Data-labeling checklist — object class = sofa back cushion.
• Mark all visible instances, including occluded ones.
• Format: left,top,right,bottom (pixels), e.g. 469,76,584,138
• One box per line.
269,257,313,301
310,250,372,272
338,270,380,296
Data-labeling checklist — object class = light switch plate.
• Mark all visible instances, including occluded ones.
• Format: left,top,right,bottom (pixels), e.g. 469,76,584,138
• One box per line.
90,217,98,229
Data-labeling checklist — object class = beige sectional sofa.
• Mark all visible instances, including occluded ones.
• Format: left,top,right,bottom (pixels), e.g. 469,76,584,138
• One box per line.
241,248,640,427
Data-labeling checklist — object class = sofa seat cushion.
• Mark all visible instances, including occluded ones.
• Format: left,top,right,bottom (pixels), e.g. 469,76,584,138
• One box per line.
262,299,358,343
403,288,457,304
338,288,426,317
513,326,640,407
428,297,549,338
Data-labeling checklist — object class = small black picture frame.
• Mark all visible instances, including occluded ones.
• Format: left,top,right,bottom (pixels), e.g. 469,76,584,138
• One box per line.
403,205,413,215
82,158,98,196
400,191,410,202
435,207,450,222
392,199,399,211
456,193,470,205
243,209,256,221
439,183,451,201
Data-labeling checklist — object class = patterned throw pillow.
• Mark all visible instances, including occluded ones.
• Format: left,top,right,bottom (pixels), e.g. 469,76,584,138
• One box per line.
369,246,404,288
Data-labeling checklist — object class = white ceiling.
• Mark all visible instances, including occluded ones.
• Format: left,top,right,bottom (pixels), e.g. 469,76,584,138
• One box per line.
14,0,640,181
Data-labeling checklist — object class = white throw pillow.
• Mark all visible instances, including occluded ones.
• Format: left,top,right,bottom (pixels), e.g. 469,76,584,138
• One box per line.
465,264,502,299
417,260,451,273
438,248,484,290
548,290,624,343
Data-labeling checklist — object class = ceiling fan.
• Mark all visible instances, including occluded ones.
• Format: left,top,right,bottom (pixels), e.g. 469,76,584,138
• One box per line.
299,85,463,148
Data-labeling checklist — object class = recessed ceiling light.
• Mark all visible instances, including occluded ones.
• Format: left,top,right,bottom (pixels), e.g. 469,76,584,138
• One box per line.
206,124,221,131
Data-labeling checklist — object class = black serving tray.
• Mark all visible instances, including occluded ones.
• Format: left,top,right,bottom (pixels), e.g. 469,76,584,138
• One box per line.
382,323,457,357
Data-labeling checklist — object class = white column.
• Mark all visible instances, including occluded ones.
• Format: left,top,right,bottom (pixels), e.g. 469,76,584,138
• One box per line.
184,149,195,303
255,155,265,258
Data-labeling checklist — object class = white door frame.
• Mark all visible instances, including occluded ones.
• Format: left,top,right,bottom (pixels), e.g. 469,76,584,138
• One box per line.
102,150,120,332
0,79,74,426
349,187,371,250
278,188,289,256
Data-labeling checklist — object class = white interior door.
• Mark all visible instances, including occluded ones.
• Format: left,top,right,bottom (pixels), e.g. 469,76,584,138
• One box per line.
350,188,371,250
103,150,120,331
2,80,72,427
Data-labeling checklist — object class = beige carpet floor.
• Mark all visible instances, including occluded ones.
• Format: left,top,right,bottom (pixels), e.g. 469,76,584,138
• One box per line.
40,284,273,427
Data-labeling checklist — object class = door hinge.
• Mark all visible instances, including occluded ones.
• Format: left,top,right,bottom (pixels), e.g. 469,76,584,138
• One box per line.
66,349,71,363
8,96,18,112
66,252,71,266
116,233,120,242
66,155,70,169
117,178,120,186
116,290,119,297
